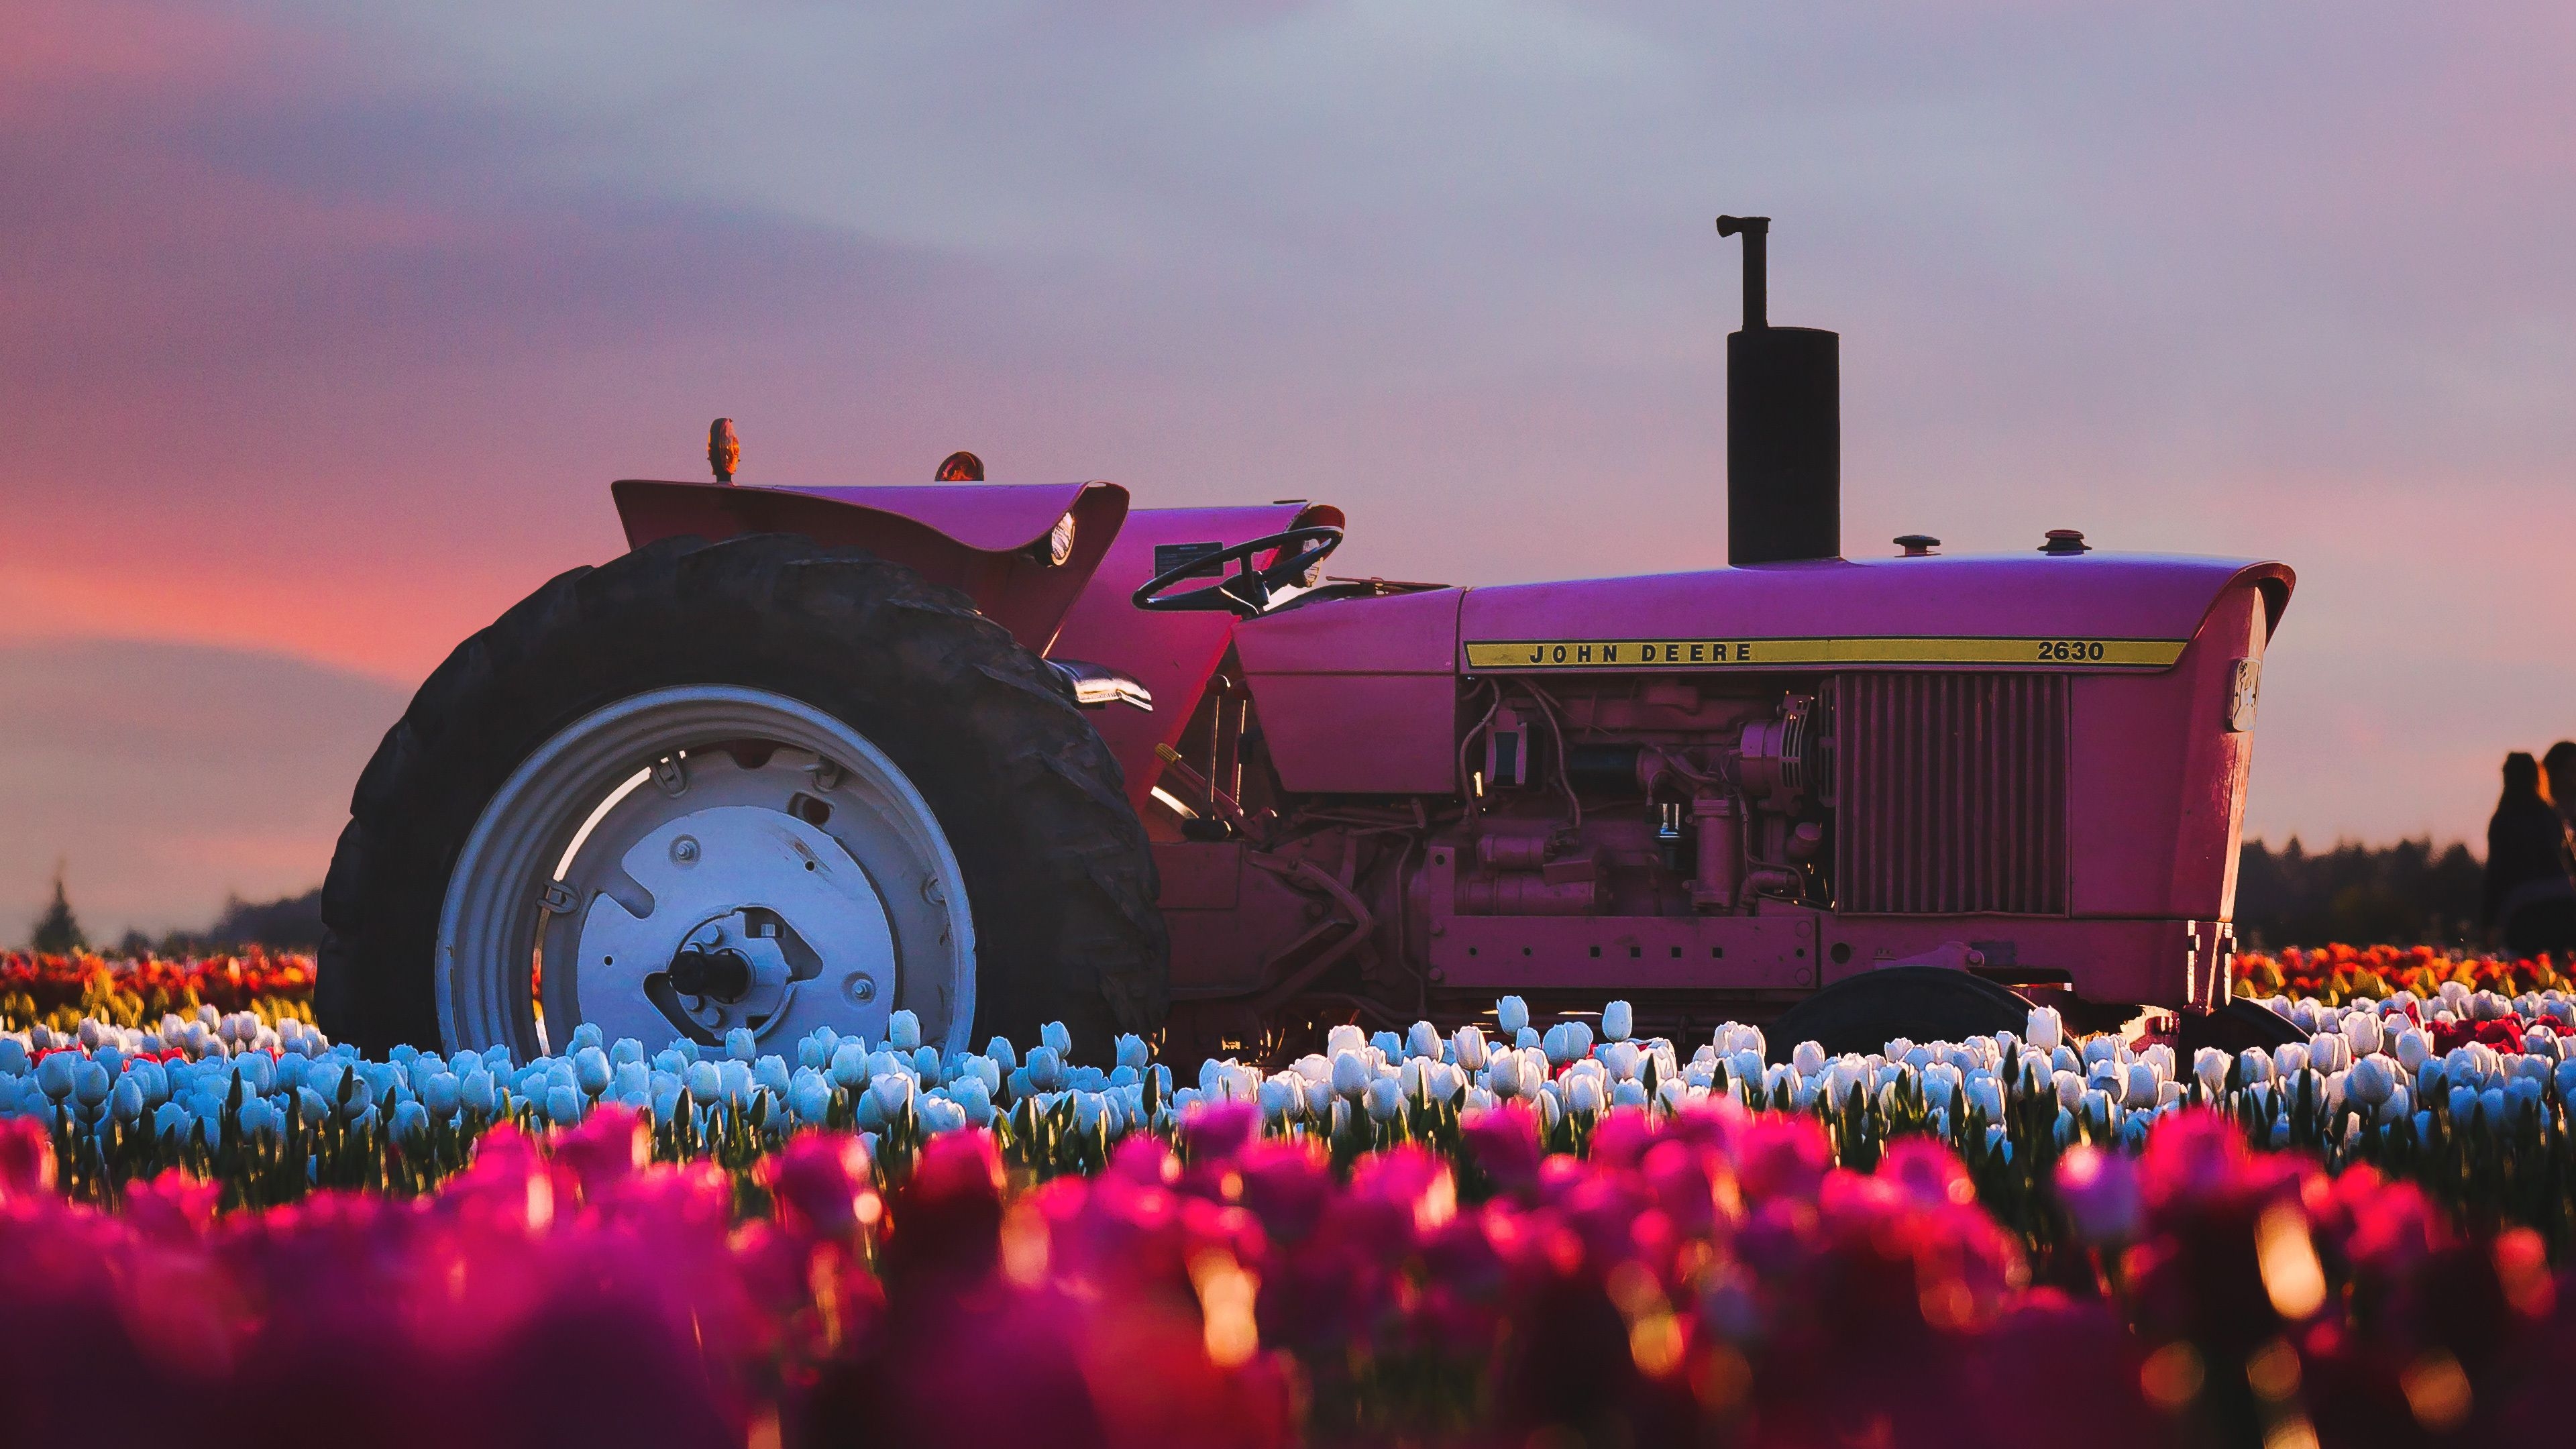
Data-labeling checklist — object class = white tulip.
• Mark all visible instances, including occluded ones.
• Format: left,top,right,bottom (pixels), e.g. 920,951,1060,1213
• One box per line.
1601,1040,1644,1083
883,1011,921,1053
950,1076,995,1126
1327,1024,1367,1059
1115,1034,1148,1071
871,1073,914,1118
1402,1020,1439,1061
2341,1054,2394,1107
1331,1051,1370,1099
2122,1062,2159,1110
1567,1073,1607,1115
1364,1075,1405,1122
1026,1046,1069,1093
2345,1012,2384,1057
1603,1001,1635,1041
1452,1026,1489,1072
1258,1073,1302,1124
1792,1040,1827,1077
1964,1073,2004,1122
2025,1007,2064,1053
1039,1020,1073,1057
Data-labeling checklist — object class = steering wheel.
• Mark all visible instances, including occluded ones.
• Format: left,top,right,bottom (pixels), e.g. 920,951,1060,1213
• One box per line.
1131,526,1344,616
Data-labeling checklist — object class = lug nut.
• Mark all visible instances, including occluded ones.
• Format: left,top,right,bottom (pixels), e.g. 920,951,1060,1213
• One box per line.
672,836,700,864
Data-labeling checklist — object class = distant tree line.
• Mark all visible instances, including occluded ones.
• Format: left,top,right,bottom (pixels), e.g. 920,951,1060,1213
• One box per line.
2233,837,2486,951
19,841,2502,955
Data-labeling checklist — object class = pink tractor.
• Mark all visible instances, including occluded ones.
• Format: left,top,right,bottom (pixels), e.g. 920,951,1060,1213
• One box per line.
318,218,2295,1065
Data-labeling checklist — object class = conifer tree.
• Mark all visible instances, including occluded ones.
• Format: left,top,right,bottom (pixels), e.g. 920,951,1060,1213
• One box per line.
31,867,86,954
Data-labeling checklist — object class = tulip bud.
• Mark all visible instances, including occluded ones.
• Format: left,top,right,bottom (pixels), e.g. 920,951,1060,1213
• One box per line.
2445,1083,2477,1123
35,1052,75,1101
2377,1083,2411,1125
1601,1040,1644,1083
72,1061,110,1108
1403,1020,1440,1061
1330,1051,1370,1099
2344,1012,2383,1057
1038,1020,1071,1058
1115,1033,1148,1071
872,1072,914,1117
718,1027,754,1063
1364,1076,1405,1122
2025,1006,2063,1053
111,1077,144,1122
1026,1046,1069,1092
717,1059,753,1104
2395,1028,2433,1073
950,1075,994,1126
1497,996,1530,1036
1603,1000,1634,1041
1541,1023,1577,1067
754,1055,792,1097
1452,1025,1489,1072
788,1069,832,1122
573,1046,612,1096
1258,1073,1300,1124
1611,1079,1648,1109
1792,1040,1827,1078
1965,1073,2004,1121
543,1077,584,1124
821,1041,866,1089
2273,1042,2309,1078
981,1034,1017,1073
2347,1055,2396,1107
1567,1073,1606,1115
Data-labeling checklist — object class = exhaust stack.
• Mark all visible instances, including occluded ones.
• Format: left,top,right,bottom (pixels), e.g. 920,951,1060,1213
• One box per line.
1718,216,1841,565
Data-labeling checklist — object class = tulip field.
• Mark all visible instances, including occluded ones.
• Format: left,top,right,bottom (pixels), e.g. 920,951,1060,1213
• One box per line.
9,949,2576,1446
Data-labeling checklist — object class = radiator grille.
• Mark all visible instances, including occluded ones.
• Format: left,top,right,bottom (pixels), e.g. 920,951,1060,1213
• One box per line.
1833,673,2068,914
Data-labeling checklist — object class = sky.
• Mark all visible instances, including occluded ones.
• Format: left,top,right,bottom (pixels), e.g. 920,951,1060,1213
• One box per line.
3,0,2572,938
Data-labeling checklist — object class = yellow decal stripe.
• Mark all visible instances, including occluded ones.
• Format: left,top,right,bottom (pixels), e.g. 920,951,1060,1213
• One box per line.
1461,637,2189,670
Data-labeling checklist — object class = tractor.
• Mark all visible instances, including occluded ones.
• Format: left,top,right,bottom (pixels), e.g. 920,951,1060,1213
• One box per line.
317,218,2297,1067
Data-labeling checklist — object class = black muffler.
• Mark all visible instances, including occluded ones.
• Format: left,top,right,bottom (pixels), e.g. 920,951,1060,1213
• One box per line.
1719,216,1841,565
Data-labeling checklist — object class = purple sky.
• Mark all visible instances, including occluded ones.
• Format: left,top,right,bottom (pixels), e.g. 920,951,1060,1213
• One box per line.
5,0,2572,936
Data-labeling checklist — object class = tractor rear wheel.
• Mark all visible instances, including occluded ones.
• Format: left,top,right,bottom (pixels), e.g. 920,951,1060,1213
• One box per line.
317,533,1165,1063
1762,967,2031,1063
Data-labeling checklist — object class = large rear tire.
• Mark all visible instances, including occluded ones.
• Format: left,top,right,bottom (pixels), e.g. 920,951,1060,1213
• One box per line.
318,533,1165,1062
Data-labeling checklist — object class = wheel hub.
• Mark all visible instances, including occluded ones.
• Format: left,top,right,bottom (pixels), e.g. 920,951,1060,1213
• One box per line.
574,804,898,1048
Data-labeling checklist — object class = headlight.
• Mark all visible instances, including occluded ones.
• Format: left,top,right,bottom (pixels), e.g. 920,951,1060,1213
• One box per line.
1044,511,1077,567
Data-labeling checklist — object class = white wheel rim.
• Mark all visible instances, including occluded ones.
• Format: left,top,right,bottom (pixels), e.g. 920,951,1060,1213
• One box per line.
435,686,976,1061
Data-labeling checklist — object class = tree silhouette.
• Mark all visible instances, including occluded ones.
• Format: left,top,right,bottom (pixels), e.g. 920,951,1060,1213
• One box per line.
31,867,87,955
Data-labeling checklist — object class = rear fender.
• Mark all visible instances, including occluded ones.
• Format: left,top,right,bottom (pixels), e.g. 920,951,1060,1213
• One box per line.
611,479,1128,654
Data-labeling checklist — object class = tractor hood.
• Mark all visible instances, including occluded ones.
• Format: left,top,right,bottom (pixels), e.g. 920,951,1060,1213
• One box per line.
1454,553,2294,673
612,479,1128,653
